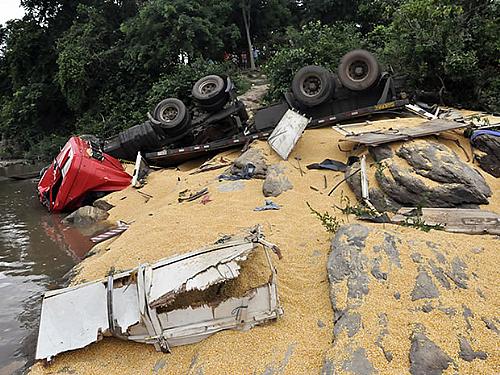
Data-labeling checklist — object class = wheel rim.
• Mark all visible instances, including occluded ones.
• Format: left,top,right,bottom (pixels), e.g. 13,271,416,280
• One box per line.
347,60,370,82
159,105,179,123
301,75,322,97
199,79,219,96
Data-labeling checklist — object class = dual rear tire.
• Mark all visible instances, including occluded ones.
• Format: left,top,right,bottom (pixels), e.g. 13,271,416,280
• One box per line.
192,74,230,112
291,49,381,108
152,98,191,137
151,74,233,136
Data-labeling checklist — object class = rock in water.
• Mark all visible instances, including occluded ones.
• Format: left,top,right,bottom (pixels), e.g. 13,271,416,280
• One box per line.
63,206,109,226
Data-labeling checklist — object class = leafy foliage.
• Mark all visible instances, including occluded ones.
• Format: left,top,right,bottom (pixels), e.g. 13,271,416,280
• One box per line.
307,202,343,234
0,0,498,159
369,0,499,110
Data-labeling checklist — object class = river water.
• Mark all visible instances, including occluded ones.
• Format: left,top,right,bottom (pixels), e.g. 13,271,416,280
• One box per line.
0,163,95,374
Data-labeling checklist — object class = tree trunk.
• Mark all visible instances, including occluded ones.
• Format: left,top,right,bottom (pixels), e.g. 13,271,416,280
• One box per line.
242,2,256,70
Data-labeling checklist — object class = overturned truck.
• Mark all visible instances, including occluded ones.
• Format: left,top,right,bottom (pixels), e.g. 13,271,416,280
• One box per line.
37,49,408,211
104,49,408,166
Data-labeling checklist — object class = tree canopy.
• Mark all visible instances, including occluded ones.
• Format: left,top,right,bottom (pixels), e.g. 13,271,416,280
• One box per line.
0,0,498,158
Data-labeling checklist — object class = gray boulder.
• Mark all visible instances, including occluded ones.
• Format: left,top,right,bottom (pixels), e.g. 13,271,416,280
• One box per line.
231,148,267,179
409,331,452,375
458,336,487,361
396,141,491,198
63,206,109,226
262,165,293,197
411,270,440,301
471,133,500,177
347,140,492,212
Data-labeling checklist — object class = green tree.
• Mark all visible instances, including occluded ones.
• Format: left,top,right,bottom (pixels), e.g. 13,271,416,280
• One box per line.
372,0,498,110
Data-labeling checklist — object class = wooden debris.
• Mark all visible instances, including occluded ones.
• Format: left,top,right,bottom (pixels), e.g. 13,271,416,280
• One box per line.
343,119,469,146
392,208,500,235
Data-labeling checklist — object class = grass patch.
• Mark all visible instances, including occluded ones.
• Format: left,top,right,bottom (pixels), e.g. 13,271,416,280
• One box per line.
307,202,343,233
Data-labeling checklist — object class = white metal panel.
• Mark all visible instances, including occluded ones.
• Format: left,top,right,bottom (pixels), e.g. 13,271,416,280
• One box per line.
160,284,280,347
159,305,214,329
268,110,310,160
113,286,140,334
36,282,109,360
148,243,255,307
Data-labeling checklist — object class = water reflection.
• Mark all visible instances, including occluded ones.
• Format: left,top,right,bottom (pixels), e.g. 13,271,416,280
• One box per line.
0,164,94,374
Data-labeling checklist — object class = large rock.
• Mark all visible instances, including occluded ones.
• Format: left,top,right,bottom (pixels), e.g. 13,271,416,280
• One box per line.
262,165,293,197
62,206,109,226
324,224,495,373
347,140,492,212
471,133,500,177
410,330,452,375
231,148,267,179
396,141,491,196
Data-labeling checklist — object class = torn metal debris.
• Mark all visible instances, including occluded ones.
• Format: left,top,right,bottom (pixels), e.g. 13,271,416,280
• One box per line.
392,208,500,235
131,151,150,188
268,109,310,160
36,228,283,362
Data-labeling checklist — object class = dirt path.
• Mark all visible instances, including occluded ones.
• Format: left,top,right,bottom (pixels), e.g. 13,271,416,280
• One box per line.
238,73,269,116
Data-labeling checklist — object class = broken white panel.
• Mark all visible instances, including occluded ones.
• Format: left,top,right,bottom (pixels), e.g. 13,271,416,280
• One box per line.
268,109,310,160
36,282,109,361
360,155,369,201
131,151,149,188
148,241,256,308
36,230,283,361
112,286,140,334
158,284,282,347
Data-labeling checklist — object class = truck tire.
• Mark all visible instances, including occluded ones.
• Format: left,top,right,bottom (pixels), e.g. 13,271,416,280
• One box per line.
338,49,380,91
153,98,190,129
196,93,230,113
291,66,334,107
192,75,228,105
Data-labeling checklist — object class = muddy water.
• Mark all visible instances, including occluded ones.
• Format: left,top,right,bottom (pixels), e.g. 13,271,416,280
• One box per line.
0,164,95,374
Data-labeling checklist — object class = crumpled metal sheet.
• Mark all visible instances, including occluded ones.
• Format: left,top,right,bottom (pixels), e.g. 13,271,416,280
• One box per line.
36,230,283,362
36,282,109,361
268,110,310,160
149,239,255,308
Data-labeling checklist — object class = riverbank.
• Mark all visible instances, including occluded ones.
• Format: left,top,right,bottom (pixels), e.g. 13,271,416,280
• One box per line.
30,116,500,374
